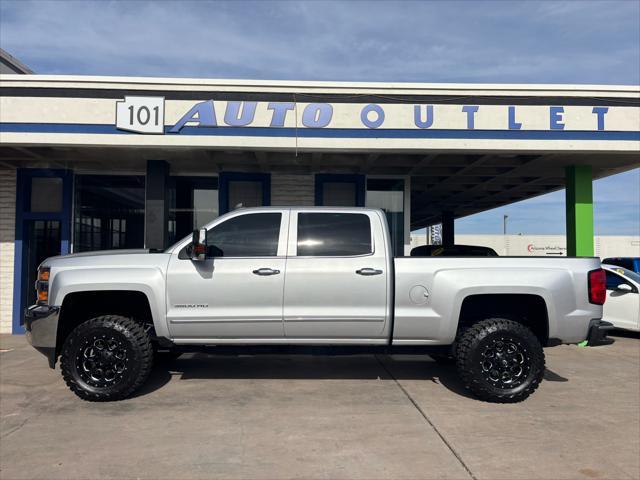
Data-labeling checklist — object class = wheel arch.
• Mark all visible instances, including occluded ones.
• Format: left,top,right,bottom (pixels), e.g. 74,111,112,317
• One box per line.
456,293,550,346
55,289,158,362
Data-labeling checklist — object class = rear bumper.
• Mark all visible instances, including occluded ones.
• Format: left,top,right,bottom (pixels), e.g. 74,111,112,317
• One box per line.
24,305,59,368
587,319,615,346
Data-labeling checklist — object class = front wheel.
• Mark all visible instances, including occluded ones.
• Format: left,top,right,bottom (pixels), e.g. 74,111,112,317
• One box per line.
455,318,545,403
60,315,153,401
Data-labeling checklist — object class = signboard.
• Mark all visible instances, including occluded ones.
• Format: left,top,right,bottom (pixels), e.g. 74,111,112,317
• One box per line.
114,96,638,134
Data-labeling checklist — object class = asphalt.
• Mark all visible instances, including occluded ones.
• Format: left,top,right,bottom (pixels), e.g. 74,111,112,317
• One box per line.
1,332,638,480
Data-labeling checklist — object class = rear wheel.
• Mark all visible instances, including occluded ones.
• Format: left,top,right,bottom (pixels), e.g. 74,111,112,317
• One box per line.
60,315,153,401
455,318,545,403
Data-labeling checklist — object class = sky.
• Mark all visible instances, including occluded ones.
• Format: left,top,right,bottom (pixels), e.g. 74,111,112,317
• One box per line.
0,0,638,235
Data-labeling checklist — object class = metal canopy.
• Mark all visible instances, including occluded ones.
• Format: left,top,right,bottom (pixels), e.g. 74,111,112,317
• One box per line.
1,145,637,230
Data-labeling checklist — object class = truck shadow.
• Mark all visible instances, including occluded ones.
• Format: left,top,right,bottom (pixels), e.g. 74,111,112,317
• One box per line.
134,353,568,400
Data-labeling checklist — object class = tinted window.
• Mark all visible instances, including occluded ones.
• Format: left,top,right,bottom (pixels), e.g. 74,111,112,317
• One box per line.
297,213,372,256
207,213,281,257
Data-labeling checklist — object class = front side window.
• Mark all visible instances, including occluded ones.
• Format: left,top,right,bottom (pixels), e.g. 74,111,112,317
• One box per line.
206,213,281,257
297,213,372,256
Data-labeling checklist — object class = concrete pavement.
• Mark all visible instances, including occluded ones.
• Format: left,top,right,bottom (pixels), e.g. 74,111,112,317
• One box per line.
1,333,638,480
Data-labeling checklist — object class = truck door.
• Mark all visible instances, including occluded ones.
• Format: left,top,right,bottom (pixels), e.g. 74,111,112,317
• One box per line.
283,210,390,341
166,210,289,340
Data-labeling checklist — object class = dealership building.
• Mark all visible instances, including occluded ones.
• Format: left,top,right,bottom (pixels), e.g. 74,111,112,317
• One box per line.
1,55,639,334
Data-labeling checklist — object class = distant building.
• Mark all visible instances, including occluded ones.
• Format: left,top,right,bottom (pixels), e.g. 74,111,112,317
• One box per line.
0,49,33,74
410,233,640,258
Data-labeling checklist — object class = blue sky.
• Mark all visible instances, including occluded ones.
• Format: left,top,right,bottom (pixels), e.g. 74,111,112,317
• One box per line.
1,0,638,234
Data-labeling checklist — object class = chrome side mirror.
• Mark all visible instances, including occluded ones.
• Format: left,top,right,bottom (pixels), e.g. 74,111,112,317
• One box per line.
191,228,207,261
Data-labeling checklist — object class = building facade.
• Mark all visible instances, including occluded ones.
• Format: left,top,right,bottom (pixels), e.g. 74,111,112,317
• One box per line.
1,74,639,334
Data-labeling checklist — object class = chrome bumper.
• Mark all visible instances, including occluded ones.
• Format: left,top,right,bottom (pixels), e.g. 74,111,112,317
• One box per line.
24,305,59,368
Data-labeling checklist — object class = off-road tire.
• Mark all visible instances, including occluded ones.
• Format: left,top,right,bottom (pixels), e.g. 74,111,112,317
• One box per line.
455,318,545,403
60,315,153,401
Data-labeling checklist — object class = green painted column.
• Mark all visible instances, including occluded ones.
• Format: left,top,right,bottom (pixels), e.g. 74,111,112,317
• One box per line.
565,165,594,257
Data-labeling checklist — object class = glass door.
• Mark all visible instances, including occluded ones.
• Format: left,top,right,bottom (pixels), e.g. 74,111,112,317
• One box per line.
14,169,72,333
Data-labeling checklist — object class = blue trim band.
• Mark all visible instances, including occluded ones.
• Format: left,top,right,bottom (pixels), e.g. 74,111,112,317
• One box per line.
1,123,639,140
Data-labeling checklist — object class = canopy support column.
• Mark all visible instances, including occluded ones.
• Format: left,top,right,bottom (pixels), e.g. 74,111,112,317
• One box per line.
441,211,454,247
565,165,594,257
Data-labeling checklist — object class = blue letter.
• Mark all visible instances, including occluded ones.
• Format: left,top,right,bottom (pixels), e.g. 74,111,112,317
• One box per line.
462,105,479,129
414,105,434,128
267,102,295,127
302,103,333,128
550,106,565,130
592,107,609,131
361,104,385,129
169,100,217,133
224,101,257,126
508,106,522,130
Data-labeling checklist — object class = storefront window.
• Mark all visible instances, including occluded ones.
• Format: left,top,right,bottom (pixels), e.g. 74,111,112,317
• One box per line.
73,175,145,252
366,179,405,257
168,177,219,245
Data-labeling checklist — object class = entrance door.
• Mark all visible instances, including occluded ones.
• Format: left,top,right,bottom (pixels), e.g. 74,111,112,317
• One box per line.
219,172,270,214
14,169,72,333
315,174,365,207
166,210,289,340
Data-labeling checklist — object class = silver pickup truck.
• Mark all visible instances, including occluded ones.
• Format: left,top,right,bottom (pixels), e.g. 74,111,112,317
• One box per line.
25,207,611,403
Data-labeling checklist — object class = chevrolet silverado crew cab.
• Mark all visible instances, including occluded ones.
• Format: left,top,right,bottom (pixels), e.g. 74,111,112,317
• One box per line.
25,207,611,403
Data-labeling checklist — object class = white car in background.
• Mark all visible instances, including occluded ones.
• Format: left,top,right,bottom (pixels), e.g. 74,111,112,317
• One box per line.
602,264,640,332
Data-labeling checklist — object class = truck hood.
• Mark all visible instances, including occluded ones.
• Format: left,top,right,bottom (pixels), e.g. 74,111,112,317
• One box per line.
45,249,151,261
41,249,171,271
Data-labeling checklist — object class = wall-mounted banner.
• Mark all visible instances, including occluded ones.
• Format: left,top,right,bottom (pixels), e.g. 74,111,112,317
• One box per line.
114,97,639,134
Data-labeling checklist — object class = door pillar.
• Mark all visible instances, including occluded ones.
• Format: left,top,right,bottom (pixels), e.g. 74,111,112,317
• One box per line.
565,165,594,257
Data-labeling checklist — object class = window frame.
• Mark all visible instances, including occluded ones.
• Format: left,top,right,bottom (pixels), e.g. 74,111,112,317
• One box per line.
287,209,376,258
174,209,289,259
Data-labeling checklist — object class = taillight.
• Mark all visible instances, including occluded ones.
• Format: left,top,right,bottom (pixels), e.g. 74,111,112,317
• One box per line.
588,268,606,305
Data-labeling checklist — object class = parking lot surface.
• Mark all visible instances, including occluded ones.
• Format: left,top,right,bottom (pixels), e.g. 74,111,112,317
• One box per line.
1,333,638,480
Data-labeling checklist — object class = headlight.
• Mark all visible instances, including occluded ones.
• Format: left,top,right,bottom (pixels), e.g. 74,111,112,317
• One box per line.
36,266,50,305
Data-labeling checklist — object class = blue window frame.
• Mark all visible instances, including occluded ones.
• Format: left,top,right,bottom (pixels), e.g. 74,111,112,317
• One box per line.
13,169,72,333
315,174,365,207
219,172,271,214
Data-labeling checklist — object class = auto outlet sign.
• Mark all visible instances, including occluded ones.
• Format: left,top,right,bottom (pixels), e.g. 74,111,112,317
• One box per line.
115,96,639,135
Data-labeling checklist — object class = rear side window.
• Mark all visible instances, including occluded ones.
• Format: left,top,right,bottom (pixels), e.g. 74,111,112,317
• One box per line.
207,213,281,257
297,213,372,256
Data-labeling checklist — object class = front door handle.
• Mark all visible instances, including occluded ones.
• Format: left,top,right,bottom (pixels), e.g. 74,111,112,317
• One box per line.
252,268,281,276
356,268,383,276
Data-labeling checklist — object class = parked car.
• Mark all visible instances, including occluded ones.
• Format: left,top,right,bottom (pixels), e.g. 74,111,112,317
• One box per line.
602,257,640,274
602,264,640,332
410,244,498,257
25,207,610,403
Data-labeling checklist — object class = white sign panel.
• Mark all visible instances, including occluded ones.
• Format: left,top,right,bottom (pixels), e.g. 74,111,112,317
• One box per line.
116,96,165,134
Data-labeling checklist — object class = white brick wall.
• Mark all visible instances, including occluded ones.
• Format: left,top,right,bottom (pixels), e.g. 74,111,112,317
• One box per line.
271,174,314,206
0,169,16,334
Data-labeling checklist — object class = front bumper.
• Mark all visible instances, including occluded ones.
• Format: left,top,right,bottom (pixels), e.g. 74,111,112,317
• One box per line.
586,319,615,347
24,305,59,368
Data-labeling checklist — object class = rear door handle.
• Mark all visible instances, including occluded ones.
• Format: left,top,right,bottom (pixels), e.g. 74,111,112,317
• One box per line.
252,268,281,276
356,268,383,276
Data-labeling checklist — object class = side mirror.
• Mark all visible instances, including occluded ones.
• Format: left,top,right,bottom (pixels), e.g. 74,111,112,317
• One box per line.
191,228,207,261
616,283,633,292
